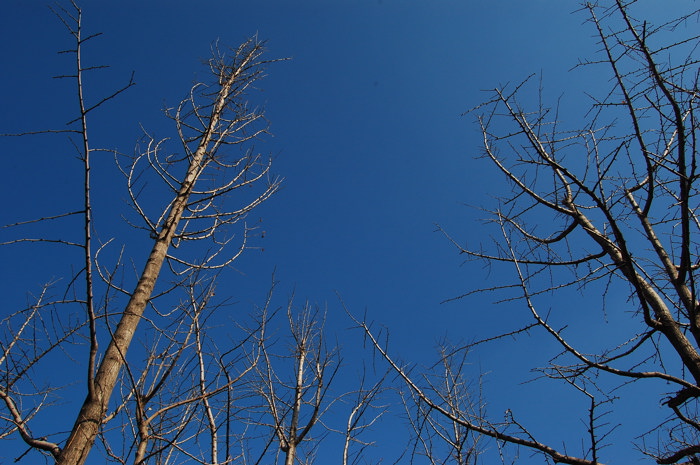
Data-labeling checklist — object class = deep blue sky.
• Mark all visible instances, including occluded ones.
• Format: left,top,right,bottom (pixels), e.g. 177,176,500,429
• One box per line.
1,1,691,464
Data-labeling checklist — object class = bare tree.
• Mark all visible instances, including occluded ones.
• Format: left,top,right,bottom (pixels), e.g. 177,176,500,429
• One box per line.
401,344,483,465
251,301,340,465
1,3,280,464
97,273,272,465
339,370,388,465
357,1,700,464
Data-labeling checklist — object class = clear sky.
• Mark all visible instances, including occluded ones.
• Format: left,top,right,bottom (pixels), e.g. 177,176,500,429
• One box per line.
0,1,691,464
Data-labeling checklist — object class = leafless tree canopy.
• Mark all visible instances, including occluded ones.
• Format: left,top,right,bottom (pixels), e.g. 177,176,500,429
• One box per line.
356,1,700,464
8,1,700,464
0,9,389,465
0,3,283,464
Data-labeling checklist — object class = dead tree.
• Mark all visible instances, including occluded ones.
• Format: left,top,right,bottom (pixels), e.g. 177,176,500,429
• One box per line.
401,345,483,465
96,273,271,465
339,371,388,465
359,1,700,464
0,3,280,464
251,301,340,465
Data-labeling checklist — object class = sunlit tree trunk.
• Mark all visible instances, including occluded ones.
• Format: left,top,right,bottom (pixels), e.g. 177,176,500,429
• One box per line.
58,56,240,465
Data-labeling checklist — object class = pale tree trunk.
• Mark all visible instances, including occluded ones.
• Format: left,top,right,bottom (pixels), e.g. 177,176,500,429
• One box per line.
283,345,306,465
284,443,297,465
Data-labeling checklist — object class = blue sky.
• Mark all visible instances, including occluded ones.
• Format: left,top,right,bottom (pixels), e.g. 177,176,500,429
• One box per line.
1,1,691,464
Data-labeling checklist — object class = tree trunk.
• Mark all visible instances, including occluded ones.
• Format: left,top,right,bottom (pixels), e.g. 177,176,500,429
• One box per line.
56,79,231,465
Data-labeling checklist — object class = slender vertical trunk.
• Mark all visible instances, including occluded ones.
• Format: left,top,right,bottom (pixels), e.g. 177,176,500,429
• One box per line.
196,313,219,465
284,443,296,465
283,345,306,465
